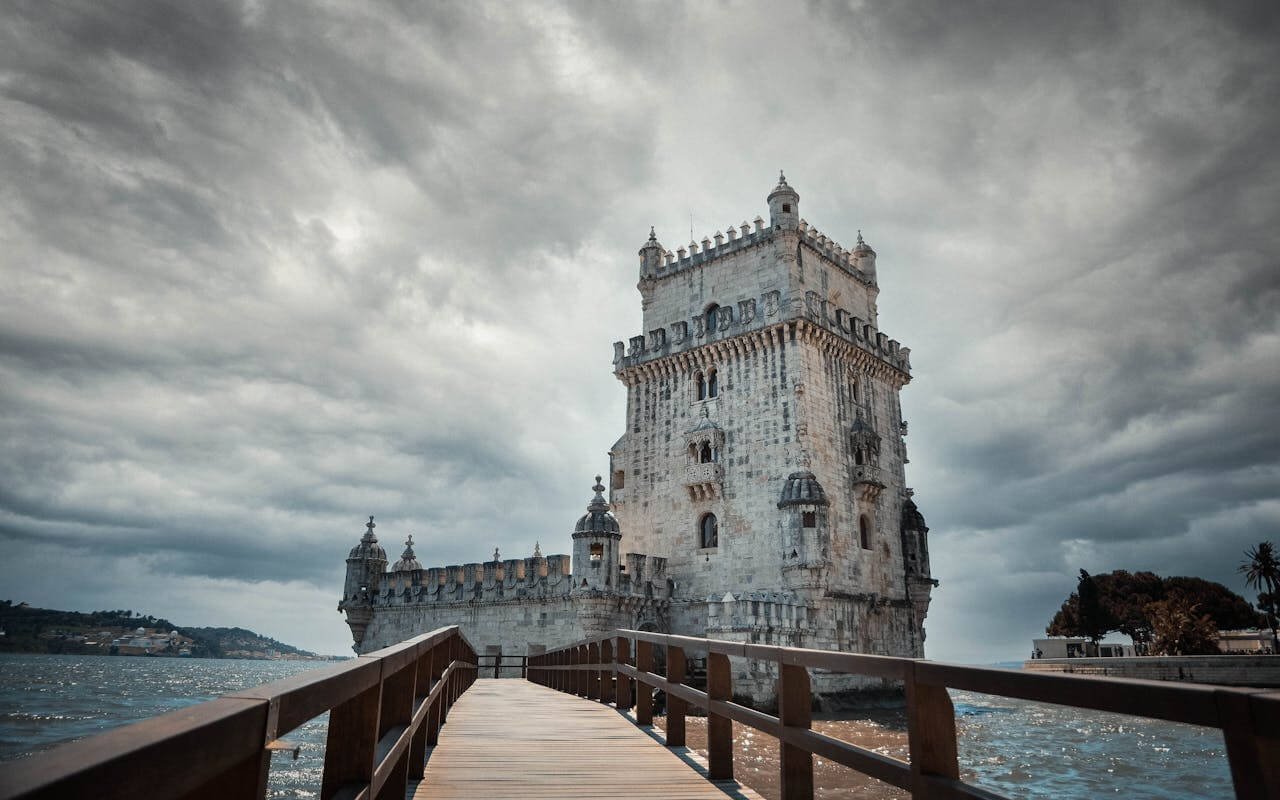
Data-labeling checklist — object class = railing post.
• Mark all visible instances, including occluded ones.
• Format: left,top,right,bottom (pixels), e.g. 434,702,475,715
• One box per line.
778,661,813,800
426,638,446,746
579,644,590,697
905,663,959,798
320,674,381,799
494,649,502,679
615,636,632,710
636,639,654,725
407,642,434,780
666,644,686,748
600,638,615,705
373,657,416,800
707,651,733,780
587,642,601,700
572,645,583,696
1217,689,1280,800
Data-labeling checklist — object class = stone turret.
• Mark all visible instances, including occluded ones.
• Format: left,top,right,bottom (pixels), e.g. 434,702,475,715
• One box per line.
767,170,800,231
852,230,877,282
391,535,422,572
340,516,387,649
638,226,666,278
571,476,622,593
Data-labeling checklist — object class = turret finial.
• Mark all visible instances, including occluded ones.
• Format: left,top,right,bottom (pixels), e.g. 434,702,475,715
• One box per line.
533,541,542,558
856,230,866,247
362,516,377,542
587,476,609,511
779,169,786,184
493,546,501,562
649,226,656,241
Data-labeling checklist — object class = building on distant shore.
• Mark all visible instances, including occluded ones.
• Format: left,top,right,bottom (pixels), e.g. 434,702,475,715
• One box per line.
340,175,938,705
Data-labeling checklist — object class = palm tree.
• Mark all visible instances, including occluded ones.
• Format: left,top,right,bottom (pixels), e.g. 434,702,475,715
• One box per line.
1240,541,1279,653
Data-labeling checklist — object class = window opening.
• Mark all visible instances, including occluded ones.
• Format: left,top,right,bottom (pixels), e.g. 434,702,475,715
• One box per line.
695,371,706,401
699,442,713,464
700,513,719,549
589,543,603,562
705,303,720,333
859,516,872,550
707,368,718,398
611,470,625,490
802,511,816,528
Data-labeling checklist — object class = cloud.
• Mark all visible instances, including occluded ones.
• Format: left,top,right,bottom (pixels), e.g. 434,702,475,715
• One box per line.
1,1,1277,659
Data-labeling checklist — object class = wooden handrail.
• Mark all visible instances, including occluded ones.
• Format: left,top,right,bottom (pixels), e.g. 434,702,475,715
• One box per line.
528,629,1280,800
0,625,477,800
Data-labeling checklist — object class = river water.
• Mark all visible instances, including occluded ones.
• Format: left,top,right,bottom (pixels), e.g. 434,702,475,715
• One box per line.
0,654,1230,799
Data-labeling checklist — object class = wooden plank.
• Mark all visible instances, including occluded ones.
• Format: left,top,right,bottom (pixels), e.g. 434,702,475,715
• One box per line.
635,639,654,725
667,644,687,748
706,652,732,780
777,662,812,800
615,636,633,711
322,682,382,800
411,679,764,799
905,662,959,799
0,697,268,800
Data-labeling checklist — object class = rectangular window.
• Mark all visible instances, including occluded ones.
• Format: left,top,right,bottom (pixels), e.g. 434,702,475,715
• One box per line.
802,511,816,528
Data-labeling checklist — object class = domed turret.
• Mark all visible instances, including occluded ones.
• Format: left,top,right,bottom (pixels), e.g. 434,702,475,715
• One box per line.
638,226,666,277
572,476,622,592
767,171,800,231
347,515,387,562
852,230,877,280
391,535,422,572
777,471,830,507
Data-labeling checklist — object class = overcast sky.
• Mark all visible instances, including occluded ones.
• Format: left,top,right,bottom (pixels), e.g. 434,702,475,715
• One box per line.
1,1,1277,661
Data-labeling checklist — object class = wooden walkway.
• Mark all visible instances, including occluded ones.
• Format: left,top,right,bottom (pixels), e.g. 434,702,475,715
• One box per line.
409,679,764,799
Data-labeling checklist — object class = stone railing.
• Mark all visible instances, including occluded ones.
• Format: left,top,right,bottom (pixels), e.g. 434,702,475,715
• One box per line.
684,462,724,485
852,464,882,485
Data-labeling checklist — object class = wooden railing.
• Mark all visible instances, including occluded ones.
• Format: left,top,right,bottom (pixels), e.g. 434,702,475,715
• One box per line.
0,625,477,800
474,654,528,678
529,630,1280,800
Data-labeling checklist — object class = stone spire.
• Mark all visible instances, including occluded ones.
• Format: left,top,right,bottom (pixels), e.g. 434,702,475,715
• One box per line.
362,515,377,543
639,226,665,274
588,475,608,512
391,534,422,572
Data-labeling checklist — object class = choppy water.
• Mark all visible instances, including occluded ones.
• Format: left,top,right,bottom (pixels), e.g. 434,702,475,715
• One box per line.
0,655,1231,799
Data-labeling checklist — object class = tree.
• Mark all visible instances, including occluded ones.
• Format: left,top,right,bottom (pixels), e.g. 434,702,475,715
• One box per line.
1146,596,1219,656
1046,569,1260,651
1076,570,1115,645
1239,541,1279,651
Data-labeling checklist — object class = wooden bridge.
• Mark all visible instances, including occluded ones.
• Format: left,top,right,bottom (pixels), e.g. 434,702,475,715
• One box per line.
2,625,1279,800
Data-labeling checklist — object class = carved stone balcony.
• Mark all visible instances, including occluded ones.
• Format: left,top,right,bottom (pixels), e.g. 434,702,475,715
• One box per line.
684,462,724,500
852,463,884,503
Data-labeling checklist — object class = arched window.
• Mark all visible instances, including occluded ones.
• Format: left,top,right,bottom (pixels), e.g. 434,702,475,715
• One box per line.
855,447,865,465
699,513,718,549
699,442,713,464
695,371,706,400
705,303,720,334
706,368,718,398
859,516,872,550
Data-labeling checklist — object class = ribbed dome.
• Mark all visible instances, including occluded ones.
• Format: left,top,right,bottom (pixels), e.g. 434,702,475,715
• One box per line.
767,170,798,201
574,476,620,535
901,498,929,532
777,471,830,508
391,535,422,572
348,516,387,561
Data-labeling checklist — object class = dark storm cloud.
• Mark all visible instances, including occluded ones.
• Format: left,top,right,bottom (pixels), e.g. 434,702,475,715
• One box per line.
1,1,1277,655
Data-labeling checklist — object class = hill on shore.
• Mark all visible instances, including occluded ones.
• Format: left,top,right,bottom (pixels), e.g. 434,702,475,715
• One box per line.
0,601,323,660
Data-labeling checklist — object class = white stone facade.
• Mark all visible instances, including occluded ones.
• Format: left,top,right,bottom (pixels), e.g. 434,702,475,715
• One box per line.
340,175,935,706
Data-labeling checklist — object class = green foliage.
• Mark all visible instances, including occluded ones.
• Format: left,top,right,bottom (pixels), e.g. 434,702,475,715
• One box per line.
1239,540,1279,650
1046,570,1263,646
1075,570,1115,644
1146,596,1219,656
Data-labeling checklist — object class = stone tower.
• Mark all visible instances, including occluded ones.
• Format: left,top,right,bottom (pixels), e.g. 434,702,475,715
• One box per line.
340,516,387,648
609,174,936,700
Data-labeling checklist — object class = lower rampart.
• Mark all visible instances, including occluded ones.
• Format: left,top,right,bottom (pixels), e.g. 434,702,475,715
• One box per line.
1023,655,1280,687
